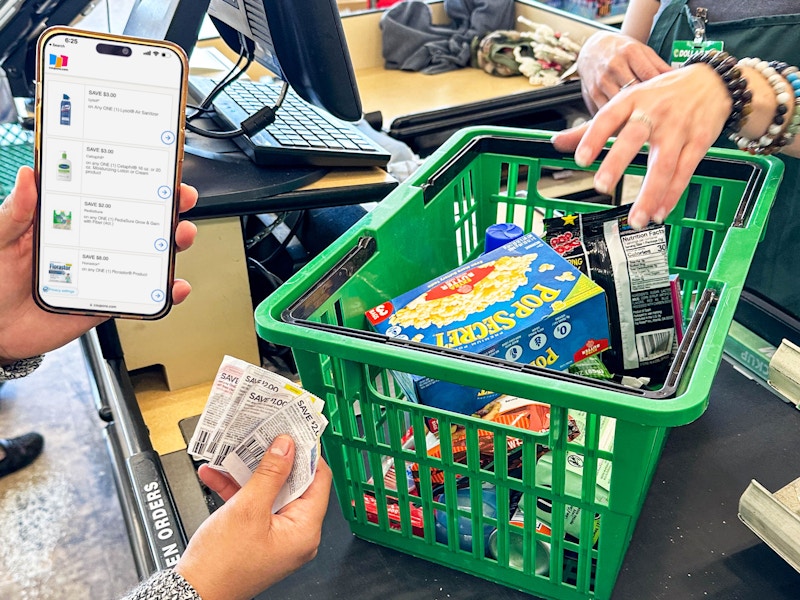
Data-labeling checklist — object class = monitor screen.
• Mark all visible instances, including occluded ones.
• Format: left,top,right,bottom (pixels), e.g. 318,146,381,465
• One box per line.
207,0,363,122
0,0,98,98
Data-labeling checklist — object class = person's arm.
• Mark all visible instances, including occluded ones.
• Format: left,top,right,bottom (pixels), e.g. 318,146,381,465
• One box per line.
620,0,661,42
119,435,333,600
575,0,670,113
552,55,799,229
0,166,197,365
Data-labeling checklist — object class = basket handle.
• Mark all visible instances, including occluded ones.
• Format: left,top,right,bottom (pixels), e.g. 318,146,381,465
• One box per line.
282,235,378,321
418,133,766,229
281,234,719,400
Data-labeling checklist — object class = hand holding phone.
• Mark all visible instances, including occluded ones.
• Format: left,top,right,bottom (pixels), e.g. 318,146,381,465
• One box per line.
34,27,188,319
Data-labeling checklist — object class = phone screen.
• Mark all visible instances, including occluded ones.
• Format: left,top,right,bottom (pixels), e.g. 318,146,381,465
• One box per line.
34,29,186,318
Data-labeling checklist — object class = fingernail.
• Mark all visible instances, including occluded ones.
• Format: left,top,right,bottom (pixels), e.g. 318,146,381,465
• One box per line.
653,207,668,224
269,435,292,456
628,210,648,231
574,148,591,168
594,173,612,195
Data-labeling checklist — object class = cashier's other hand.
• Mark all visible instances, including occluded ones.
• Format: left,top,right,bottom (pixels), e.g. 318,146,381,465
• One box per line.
552,65,732,230
577,31,671,114
0,166,198,365
176,435,332,600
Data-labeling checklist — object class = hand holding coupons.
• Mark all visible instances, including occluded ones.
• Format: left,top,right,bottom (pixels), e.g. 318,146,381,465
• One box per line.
188,356,328,512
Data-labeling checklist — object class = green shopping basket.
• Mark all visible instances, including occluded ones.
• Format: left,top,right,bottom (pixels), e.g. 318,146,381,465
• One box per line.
255,127,783,599
0,123,34,203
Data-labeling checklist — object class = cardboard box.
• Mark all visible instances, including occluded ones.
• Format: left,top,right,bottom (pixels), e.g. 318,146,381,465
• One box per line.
366,233,610,414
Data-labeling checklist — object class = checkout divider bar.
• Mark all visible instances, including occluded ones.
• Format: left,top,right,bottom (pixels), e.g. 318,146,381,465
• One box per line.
81,326,187,578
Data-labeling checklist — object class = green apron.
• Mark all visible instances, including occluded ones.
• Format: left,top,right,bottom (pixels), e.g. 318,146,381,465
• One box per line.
648,1,800,321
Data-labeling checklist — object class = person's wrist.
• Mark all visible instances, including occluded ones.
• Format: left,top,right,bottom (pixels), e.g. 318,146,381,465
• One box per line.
176,555,242,600
683,50,751,135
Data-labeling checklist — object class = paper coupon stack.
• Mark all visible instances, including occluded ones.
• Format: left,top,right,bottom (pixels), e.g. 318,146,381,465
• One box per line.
188,355,328,512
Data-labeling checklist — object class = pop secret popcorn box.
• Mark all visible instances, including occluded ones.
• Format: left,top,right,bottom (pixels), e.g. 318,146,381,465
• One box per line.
365,232,610,415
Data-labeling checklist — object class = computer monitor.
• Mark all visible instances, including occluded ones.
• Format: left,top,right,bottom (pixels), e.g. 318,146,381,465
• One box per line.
206,0,363,122
0,0,98,98
122,0,208,60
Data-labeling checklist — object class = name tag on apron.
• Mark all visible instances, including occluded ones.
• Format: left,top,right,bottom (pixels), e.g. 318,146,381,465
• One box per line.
670,39,724,67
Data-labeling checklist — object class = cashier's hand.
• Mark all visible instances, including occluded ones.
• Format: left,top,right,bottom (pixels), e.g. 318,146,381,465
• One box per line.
576,31,671,114
0,166,198,366
552,65,733,230
176,435,332,600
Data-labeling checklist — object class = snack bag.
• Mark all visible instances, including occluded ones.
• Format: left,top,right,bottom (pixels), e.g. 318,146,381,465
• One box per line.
544,206,675,381
412,396,580,489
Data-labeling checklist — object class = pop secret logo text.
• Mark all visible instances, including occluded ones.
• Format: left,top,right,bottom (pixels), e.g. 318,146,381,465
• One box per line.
432,283,561,348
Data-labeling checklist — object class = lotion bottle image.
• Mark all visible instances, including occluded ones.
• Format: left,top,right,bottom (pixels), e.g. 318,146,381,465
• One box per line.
57,152,72,181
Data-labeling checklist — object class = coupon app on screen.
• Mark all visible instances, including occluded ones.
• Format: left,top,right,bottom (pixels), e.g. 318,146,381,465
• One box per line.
37,32,184,316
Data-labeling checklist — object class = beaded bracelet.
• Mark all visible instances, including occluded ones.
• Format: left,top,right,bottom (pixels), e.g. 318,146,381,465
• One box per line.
683,50,752,135
771,62,800,150
728,58,796,155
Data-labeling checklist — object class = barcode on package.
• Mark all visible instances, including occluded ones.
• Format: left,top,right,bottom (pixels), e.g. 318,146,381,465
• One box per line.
636,329,673,360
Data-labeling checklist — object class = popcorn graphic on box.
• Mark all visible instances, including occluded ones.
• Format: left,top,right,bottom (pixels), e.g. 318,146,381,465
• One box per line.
365,232,611,415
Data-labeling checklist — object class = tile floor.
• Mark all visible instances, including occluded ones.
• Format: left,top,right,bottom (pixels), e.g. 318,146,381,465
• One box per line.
0,340,138,599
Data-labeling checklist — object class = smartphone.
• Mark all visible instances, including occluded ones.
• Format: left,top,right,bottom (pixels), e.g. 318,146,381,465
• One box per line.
33,27,188,319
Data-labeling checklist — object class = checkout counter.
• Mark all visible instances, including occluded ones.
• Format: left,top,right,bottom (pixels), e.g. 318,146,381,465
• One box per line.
76,2,800,598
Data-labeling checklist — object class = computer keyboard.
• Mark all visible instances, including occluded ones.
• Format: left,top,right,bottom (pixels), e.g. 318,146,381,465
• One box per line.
189,76,391,168
0,123,34,202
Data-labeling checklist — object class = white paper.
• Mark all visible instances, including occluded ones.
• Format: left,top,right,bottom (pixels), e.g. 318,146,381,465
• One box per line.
222,395,328,512
188,355,249,459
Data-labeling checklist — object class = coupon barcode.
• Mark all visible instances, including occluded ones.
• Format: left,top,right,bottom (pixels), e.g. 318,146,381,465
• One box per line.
191,429,210,455
207,430,224,455
213,443,234,466
235,438,265,472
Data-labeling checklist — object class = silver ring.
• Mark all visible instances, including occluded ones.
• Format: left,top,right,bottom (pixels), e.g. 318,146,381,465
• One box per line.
620,77,639,90
628,109,654,134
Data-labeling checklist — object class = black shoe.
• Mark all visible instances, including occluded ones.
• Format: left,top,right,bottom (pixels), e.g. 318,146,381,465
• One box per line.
0,433,45,478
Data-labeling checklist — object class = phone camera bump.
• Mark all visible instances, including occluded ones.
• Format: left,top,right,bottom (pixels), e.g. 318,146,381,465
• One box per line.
96,43,133,57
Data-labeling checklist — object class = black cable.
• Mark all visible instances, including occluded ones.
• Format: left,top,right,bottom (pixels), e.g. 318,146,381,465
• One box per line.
245,213,288,250
184,30,293,140
184,78,287,139
247,256,285,291
185,103,277,139
246,257,297,371
186,54,254,120
187,31,250,121
257,209,306,266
